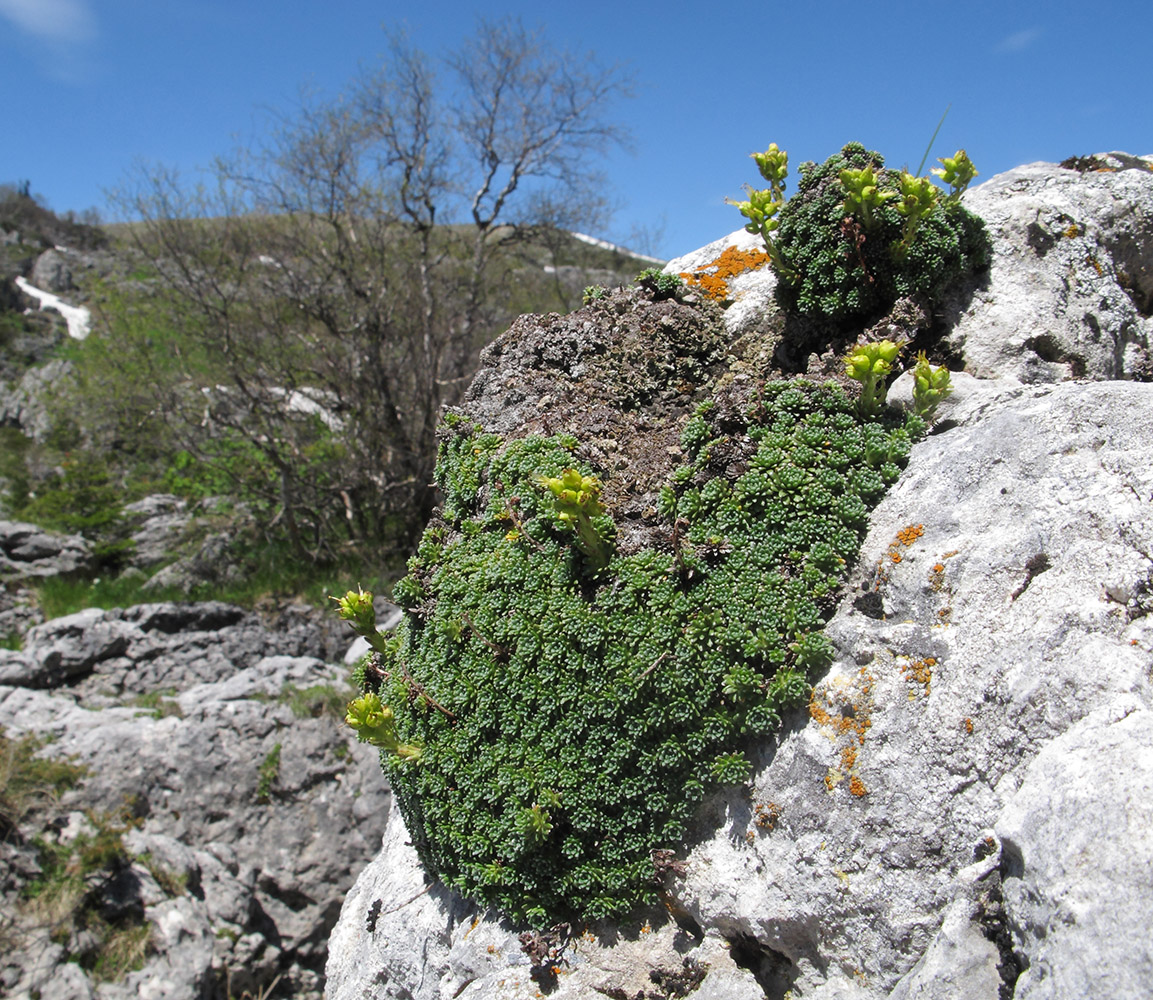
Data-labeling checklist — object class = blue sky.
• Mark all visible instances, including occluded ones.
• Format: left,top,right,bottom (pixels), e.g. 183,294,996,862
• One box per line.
1,0,1149,259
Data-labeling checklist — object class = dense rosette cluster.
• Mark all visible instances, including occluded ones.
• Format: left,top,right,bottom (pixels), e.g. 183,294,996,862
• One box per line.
356,380,913,924
772,142,990,324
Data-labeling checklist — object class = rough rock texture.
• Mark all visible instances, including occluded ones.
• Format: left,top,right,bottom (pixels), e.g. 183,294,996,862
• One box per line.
0,357,72,439
0,582,42,640
0,600,348,694
994,698,1153,1000
0,603,388,1000
665,227,781,338
0,517,91,578
667,154,1153,386
676,376,1152,999
942,152,1153,382
325,158,1153,999
121,494,192,570
31,248,76,293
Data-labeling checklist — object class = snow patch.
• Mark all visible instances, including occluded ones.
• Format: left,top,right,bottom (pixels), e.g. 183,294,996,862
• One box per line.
14,276,92,340
570,232,665,265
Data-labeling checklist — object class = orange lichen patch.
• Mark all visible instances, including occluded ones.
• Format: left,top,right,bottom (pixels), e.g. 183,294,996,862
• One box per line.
809,681,873,745
848,776,867,797
1063,223,1081,238
927,561,947,592
873,524,926,591
679,244,771,301
810,666,875,797
962,717,974,735
1087,254,1103,276
900,655,935,699
896,524,925,546
753,801,781,831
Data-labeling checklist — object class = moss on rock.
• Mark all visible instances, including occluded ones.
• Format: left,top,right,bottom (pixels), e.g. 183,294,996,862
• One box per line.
363,377,913,925
773,142,991,325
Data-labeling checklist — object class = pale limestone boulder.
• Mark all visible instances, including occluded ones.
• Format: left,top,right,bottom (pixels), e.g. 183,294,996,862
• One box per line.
944,153,1153,381
31,247,74,292
995,697,1153,1000
0,606,388,1000
0,516,91,578
667,155,1153,383
326,806,766,1000
665,226,780,337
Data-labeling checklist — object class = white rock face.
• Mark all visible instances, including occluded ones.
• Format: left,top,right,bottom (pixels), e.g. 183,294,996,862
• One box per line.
673,376,1153,998
665,226,781,337
943,152,1153,382
995,698,1153,1000
665,154,1153,383
325,160,1153,1000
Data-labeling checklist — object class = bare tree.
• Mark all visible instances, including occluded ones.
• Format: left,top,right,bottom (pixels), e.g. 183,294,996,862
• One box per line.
107,18,632,567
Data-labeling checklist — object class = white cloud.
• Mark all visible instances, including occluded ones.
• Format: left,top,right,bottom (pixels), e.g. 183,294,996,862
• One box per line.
995,27,1042,53
0,0,96,44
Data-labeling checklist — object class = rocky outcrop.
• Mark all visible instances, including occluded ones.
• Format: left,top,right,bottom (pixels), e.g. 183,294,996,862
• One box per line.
325,157,1153,999
942,152,1153,382
0,517,91,578
0,358,72,438
0,602,387,1000
0,600,348,694
666,152,1153,386
31,248,75,293
0,582,41,641
121,495,192,571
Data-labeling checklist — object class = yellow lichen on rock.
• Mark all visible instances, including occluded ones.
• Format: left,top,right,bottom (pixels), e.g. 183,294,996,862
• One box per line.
810,667,875,797
679,245,771,300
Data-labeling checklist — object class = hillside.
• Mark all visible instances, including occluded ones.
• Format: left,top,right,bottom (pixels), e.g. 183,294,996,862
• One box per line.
0,186,660,626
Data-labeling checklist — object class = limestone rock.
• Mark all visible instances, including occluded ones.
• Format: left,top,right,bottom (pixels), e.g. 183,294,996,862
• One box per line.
664,154,1153,384
0,601,341,697
664,226,781,337
943,152,1153,382
0,582,41,642
667,376,1152,998
31,248,75,292
0,516,91,578
121,494,191,570
0,358,73,439
141,530,243,595
325,156,1153,1000
326,808,764,1000
995,697,1153,1000
0,602,388,1000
